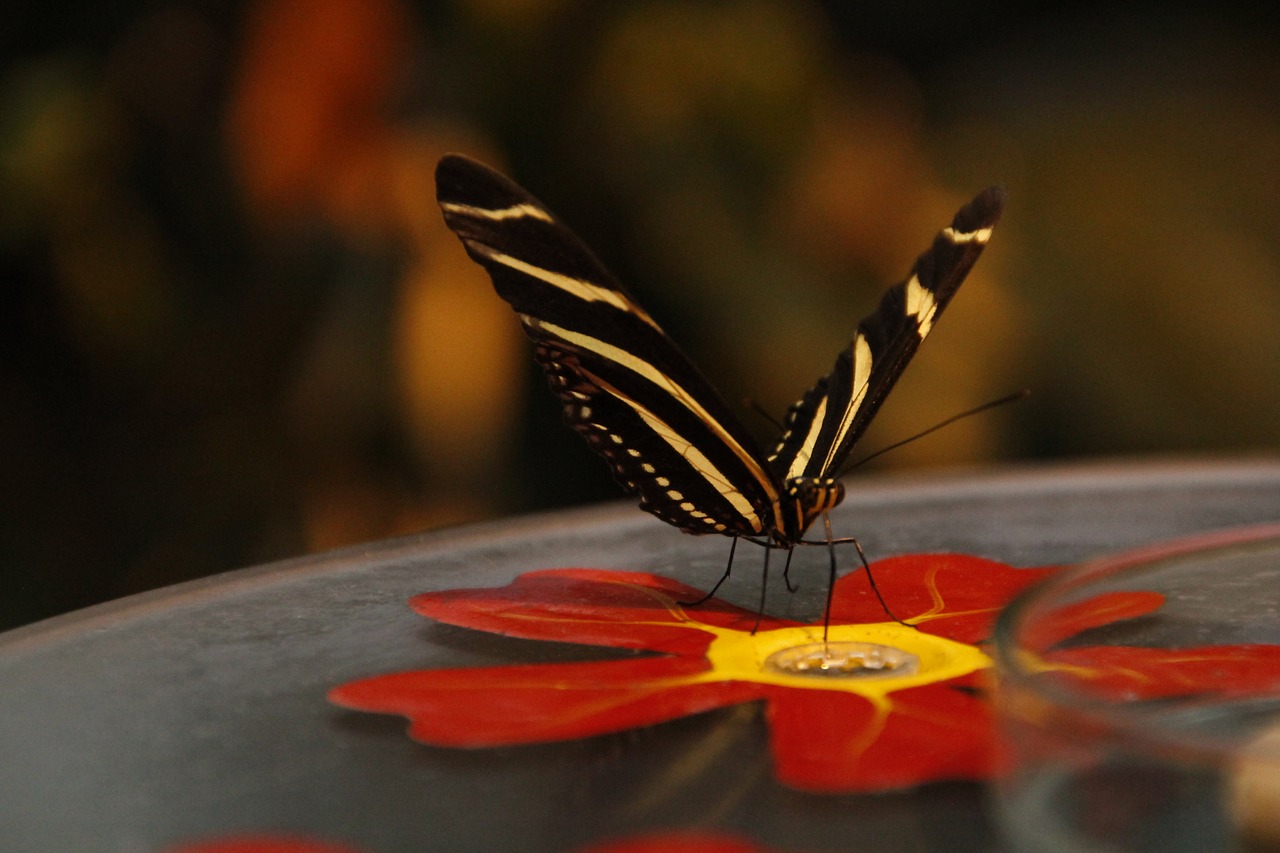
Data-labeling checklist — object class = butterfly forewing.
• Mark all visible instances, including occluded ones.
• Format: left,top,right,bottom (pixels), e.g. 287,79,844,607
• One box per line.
435,154,783,538
768,186,1006,483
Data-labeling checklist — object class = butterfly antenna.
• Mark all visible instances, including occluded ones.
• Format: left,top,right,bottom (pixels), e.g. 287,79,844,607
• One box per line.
840,389,1030,476
680,535,739,608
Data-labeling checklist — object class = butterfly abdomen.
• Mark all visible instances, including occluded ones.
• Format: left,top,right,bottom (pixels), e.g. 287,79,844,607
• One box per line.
777,477,847,545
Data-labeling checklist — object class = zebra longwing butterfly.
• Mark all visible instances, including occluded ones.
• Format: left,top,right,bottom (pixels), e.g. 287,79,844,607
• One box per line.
436,154,1004,603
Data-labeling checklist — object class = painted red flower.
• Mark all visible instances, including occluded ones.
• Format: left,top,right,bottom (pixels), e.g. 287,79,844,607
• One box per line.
329,553,1280,793
330,554,1043,792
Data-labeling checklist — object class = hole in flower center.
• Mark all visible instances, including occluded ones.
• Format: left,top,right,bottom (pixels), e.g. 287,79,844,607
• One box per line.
764,642,920,679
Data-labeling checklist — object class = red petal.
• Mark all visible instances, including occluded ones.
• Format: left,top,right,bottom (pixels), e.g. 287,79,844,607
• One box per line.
411,569,788,655
766,677,994,792
1046,644,1280,700
863,676,998,783
829,554,1055,643
1021,591,1166,650
330,657,766,745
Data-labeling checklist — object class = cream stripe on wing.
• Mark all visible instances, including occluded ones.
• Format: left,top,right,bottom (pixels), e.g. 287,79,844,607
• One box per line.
904,274,939,338
822,333,874,472
585,372,765,533
785,396,827,479
474,245,660,328
440,200,554,223
533,319,780,505
784,333,873,480
942,225,993,244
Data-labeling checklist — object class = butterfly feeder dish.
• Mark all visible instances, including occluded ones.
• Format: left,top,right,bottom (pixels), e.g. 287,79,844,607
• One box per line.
763,641,920,679
3,462,1280,852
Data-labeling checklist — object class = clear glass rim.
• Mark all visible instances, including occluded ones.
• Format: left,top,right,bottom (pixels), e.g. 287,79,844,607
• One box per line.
992,521,1280,764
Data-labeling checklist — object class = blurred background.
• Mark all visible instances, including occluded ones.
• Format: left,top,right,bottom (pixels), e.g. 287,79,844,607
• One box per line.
2,0,1277,631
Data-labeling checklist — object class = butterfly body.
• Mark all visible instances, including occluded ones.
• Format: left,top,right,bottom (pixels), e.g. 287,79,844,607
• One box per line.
436,155,1004,556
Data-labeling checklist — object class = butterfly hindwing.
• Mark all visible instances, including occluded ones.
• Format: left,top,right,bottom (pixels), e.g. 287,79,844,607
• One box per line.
768,186,1006,483
530,335,766,536
435,154,782,538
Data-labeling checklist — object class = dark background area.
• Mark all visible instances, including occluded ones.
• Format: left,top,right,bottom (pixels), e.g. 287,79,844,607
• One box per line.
2,0,1278,631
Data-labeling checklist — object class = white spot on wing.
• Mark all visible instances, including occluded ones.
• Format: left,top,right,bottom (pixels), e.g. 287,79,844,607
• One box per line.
535,321,780,508
578,372,768,533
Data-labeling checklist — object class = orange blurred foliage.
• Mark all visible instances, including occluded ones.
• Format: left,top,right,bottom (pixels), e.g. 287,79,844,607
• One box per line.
226,0,527,549
227,0,406,226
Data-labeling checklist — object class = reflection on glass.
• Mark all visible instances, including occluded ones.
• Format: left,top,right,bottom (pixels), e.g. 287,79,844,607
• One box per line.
992,525,1280,853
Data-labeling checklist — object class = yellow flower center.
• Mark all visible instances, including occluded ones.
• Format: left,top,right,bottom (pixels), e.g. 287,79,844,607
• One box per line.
697,622,990,699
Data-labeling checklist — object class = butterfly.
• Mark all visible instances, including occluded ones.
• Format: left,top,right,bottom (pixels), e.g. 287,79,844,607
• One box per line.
435,154,1004,619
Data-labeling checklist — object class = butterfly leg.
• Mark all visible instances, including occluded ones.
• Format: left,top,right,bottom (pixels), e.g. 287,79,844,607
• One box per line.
821,515,838,643
679,534,739,607
751,545,771,635
781,547,798,593
835,520,908,627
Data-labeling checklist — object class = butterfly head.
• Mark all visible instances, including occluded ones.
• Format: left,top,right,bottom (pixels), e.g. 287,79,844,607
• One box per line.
780,476,846,544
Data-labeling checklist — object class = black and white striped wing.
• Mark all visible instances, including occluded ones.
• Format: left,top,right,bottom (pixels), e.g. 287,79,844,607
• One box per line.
435,154,783,538
768,186,1006,482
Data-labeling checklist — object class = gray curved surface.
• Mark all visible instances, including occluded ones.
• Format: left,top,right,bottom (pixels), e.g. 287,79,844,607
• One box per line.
1,459,1278,853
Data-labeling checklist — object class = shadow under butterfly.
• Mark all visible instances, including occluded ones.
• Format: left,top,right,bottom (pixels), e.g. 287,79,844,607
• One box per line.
435,154,1005,634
